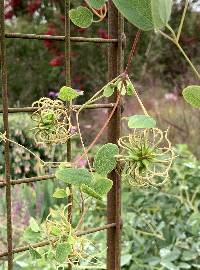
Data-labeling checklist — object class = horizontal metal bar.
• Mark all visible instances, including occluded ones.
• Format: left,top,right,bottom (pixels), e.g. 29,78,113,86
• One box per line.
0,223,116,258
0,103,115,114
0,174,55,188
5,33,117,43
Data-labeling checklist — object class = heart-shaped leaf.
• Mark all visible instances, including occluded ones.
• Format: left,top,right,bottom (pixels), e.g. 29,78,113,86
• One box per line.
112,0,172,31
55,242,72,263
182,85,200,108
55,168,92,186
87,0,106,9
127,115,156,129
94,174,113,196
81,174,113,200
58,86,80,102
93,143,119,176
69,7,93,28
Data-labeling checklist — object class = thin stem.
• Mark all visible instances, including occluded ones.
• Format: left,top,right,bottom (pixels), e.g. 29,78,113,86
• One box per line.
78,75,121,113
166,24,177,40
175,42,200,80
125,30,141,74
159,25,200,80
158,30,174,43
127,78,149,116
79,93,121,160
1,135,45,165
76,112,93,172
177,0,189,41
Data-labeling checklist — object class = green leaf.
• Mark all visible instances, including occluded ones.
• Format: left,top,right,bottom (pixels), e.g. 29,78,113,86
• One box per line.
69,7,93,28
23,228,42,243
127,115,156,129
126,82,135,96
178,263,190,269
81,175,112,200
58,86,80,102
50,226,61,236
65,187,71,196
41,110,55,125
55,242,72,263
181,250,197,261
187,212,200,235
94,173,113,196
160,260,179,270
87,0,106,9
151,0,173,29
103,83,115,97
112,0,172,31
81,184,102,200
29,217,40,233
53,188,66,199
55,168,92,186
182,85,200,108
121,254,132,267
93,143,119,176
29,247,42,260
117,81,126,95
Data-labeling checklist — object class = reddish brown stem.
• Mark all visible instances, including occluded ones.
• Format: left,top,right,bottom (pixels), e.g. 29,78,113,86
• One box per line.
124,30,141,74
75,30,141,163
79,93,121,160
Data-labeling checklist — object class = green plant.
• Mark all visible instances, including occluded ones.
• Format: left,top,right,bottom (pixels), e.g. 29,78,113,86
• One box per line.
2,1,200,268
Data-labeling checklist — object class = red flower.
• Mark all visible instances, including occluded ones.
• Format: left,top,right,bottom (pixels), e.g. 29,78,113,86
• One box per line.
76,28,87,34
11,0,21,8
49,56,63,67
60,15,65,23
5,10,14,19
26,0,41,14
44,26,57,49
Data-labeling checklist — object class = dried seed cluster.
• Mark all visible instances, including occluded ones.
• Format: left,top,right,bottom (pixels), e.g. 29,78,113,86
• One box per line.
44,206,99,267
31,98,76,145
118,128,175,188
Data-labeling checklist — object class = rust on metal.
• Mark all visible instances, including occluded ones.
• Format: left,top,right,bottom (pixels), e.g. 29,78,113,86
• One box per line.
0,103,115,113
5,33,118,43
0,0,13,268
107,1,124,269
0,223,117,258
0,174,55,188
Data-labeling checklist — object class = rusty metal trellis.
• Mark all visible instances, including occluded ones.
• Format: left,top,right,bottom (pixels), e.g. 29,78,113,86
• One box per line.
0,0,124,269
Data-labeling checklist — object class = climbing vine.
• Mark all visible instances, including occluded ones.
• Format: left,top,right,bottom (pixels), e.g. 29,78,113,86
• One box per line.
1,0,200,268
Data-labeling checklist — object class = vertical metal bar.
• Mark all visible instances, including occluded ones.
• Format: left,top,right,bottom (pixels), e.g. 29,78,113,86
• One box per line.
107,1,124,269
0,1,13,269
64,0,72,222
64,2,72,270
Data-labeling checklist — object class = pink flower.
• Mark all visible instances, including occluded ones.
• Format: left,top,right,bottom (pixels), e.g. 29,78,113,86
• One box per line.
164,93,178,102
74,156,87,168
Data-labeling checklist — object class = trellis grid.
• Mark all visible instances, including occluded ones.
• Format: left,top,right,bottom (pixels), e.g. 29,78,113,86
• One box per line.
0,1,124,269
